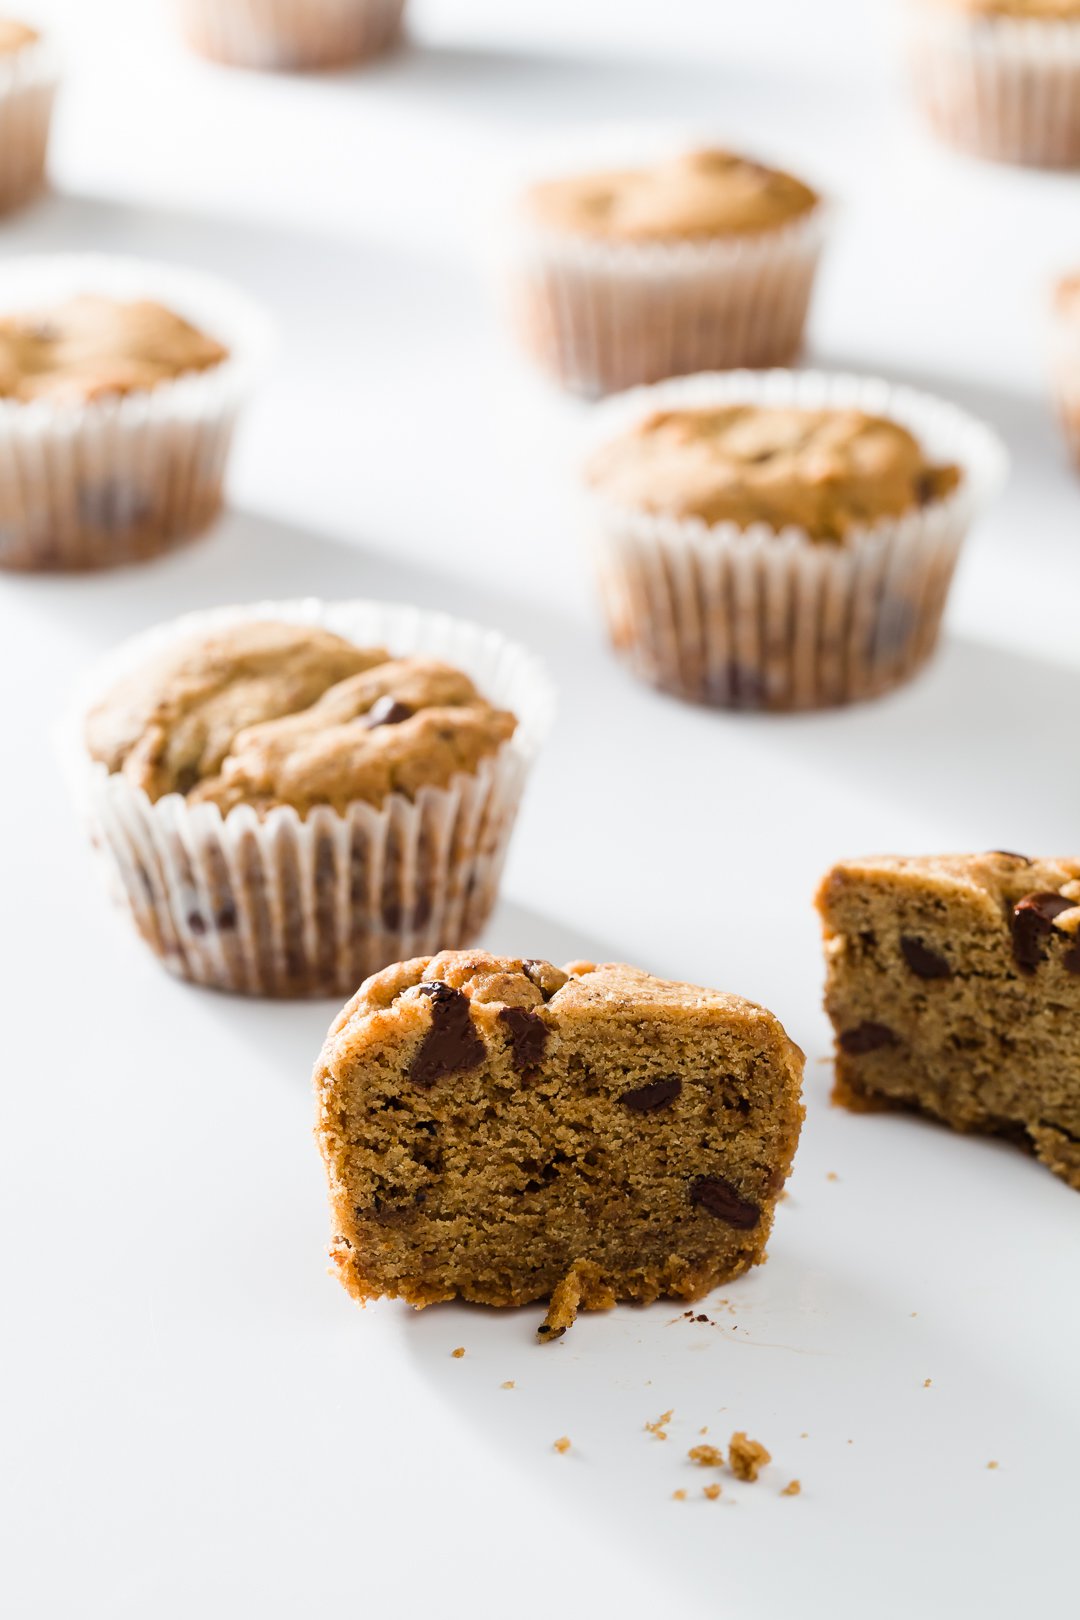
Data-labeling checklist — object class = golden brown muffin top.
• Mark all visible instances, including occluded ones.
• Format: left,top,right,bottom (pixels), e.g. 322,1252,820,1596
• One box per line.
86,621,518,817
522,149,818,243
586,405,962,541
0,19,38,53
937,0,1080,17
0,295,229,404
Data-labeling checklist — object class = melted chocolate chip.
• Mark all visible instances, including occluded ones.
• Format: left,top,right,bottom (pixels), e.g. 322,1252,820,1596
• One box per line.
409,982,485,1088
619,1078,682,1113
839,1021,898,1055
364,695,414,729
900,937,952,979
498,1005,548,1077
1012,892,1075,973
689,1176,760,1230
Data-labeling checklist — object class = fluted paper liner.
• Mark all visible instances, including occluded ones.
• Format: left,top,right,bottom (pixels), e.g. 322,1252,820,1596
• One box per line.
585,370,1007,712
176,0,405,70
908,4,1080,168
0,254,271,571
62,599,555,999
0,30,58,213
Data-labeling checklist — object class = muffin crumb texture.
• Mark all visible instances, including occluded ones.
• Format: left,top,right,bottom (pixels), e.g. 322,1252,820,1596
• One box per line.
728,1432,772,1482
818,853,1080,1188
315,953,804,1326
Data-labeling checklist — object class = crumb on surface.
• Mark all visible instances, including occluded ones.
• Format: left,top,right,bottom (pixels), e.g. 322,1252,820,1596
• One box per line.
728,1432,771,1481
800,1432,809,1439
645,1409,674,1440
987,1460,999,1470
688,1444,725,1468
923,1378,932,1388
781,1479,801,1497
501,1380,515,1389
703,1484,722,1501
672,1489,687,1502
538,1266,584,1343
826,1172,839,1182
553,1436,571,1455
699,1426,709,1435
451,1346,465,1358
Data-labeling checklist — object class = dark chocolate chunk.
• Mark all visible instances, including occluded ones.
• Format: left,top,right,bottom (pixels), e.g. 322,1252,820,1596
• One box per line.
689,1176,760,1230
1012,892,1075,973
409,982,485,1088
215,901,238,931
900,937,952,979
839,1021,898,1055
498,1005,548,1077
619,1077,682,1113
364,695,414,729
536,1323,566,1341
186,911,207,936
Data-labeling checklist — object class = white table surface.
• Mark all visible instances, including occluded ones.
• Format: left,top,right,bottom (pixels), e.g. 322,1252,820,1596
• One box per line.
4,2,1079,1615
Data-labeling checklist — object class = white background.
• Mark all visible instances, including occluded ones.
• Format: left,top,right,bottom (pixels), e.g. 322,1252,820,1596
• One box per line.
3,2,1079,1616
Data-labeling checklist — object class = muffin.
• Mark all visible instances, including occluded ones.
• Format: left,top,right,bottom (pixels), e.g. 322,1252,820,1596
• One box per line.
314,951,804,1332
907,0,1080,167
0,19,58,214
507,147,827,397
1052,274,1080,465
584,371,1006,711
64,601,553,999
176,0,405,71
0,255,270,571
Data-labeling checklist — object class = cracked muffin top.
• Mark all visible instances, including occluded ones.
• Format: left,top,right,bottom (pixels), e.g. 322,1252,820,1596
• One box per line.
0,296,229,404
819,852,1080,940
938,1,1080,17
522,149,819,243
85,621,518,817
586,405,962,541
0,18,38,52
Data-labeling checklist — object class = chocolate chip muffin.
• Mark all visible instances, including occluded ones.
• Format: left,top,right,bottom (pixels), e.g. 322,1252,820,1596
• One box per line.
908,0,1080,167
507,147,827,396
0,18,57,216
0,257,268,571
584,371,1005,711
818,853,1080,1189
314,952,805,1331
69,602,552,999
176,0,406,71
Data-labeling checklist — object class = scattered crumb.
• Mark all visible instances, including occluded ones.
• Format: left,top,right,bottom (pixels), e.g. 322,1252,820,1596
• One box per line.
728,1432,771,1482
826,1172,839,1182
699,1426,709,1436
538,1268,583,1343
451,1347,465,1359
987,1461,999,1471
645,1409,674,1440
553,1437,571,1455
688,1444,725,1468
695,1313,710,1324
501,1380,515,1389
703,1484,722,1501
923,1378,932,1388
672,1490,687,1502
799,1432,809,1439
781,1480,801,1497
911,1311,918,1318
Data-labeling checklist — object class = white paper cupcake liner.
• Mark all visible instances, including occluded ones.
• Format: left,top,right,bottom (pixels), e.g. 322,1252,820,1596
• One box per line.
0,254,272,572
908,4,1080,167
175,0,405,70
61,599,555,1000
0,30,58,213
584,370,1008,712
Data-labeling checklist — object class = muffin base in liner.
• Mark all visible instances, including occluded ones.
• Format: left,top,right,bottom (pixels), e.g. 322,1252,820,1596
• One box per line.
586,370,1007,712
176,0,405,70
908,5,1080,168
507,205,828,398
0,34,58,214
62,599,555,1000
0,254,271,572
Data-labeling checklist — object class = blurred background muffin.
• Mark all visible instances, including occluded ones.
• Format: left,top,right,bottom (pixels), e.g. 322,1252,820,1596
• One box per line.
174,0,406,72
0,16,57,213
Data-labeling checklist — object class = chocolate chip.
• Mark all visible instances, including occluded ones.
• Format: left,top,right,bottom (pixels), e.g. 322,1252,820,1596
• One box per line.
838,1021,898,1055
1065,943,1080,976
689,1176,760,1230
537,1323,566,1340
215,901,238,931
1012,892,1075,973
364,695,414,729
186,911,207,936
498,1005,548,1077
409,982,485,1088
619,1078,682,1113
900,937,951,979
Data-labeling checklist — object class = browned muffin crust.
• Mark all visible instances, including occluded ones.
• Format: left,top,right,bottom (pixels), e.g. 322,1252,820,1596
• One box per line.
523,148,818,243
818,853,1080,1189
314,951,805,1327
86,621,518,816
0,295,229,405
587,405,962,541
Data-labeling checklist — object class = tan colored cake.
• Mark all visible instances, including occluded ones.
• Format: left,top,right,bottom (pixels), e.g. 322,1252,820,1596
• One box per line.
71,603,549,1000
584,372,1002,712
508,147,826,396
818,853,1080,1189
908,0,1080,167
176,0,405,71
314,952,805,1332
